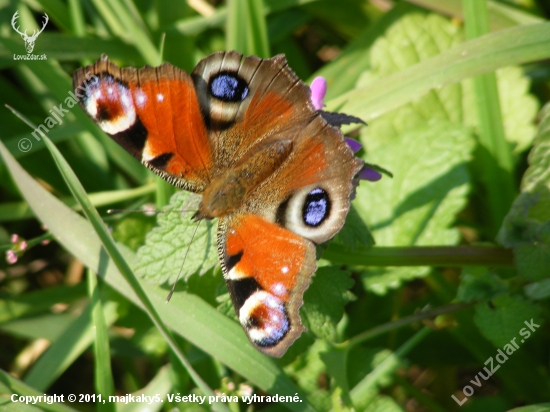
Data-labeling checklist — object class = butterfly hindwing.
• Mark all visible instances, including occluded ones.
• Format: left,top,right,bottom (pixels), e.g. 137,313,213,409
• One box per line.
218,213,316,357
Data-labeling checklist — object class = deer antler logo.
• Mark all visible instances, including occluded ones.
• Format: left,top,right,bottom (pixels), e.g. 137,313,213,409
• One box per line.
11,11,49,54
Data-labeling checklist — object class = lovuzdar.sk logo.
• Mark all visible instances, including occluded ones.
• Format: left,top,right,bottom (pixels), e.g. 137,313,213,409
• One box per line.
11,10,48,61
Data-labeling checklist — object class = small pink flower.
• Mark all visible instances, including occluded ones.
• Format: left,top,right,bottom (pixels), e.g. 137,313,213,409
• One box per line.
6,250,17,264
310,77,327,110
10,234,19,243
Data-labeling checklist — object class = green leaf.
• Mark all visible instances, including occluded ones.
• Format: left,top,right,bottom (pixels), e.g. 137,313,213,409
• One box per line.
112,213,157,252
473,295,541,348
301,267,355,341
332,205,375,250
285,340,333,411
136,191,218,284
456,267,508,302
319,348,350,405
515,240,550,282
356,122,474,294
524,279,550,301
498,102,550,281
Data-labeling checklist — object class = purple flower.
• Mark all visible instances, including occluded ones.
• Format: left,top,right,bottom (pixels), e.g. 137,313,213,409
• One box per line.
358,167,382,182
345,138,362,153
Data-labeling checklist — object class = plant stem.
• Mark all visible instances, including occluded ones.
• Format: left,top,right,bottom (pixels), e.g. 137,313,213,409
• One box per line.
347,302,473,349
324,245,514,267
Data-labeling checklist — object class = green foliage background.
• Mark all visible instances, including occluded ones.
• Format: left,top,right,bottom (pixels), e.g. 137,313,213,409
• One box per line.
0,0,549,411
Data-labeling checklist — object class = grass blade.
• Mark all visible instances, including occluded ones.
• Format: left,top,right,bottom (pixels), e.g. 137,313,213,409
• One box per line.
227,0,270,57
462,0,516,235
87,269,116,412
328,22,550,123
0,139,316,412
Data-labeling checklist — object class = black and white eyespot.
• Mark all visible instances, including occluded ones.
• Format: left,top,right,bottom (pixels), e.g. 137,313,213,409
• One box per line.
276,183,349,244
192,52,261,126
209,72,249,102
82,75,137,136
302,188,331,227
239,290,290,348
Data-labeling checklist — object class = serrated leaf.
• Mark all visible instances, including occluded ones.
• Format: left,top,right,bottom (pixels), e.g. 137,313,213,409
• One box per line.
474,295,541,348
136,192,218,284
301,267,355,341
361,13,537,153
356,122,474,294
515,242,550,282
498,102,550,281
463,66,539,155
456,267,508,302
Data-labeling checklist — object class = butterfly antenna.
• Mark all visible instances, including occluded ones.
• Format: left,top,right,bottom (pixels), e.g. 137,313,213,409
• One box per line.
166,218,202,302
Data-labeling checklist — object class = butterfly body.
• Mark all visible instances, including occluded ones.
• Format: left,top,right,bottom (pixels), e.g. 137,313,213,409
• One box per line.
73,51,363,357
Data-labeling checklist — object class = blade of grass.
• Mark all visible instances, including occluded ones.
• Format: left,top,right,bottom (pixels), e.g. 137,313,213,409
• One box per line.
462,0,516,236
37,136,227,410
328,22,550,124
0,184,155,222
87,269,116,412
0,369,77,412
118,365,173,412
89,0,160,65
27,0,72,33
0,35,143,61
227,0,270,58
0,140,316,412
67,0,86,37
349,328,432,409
23,301,119,390
0,284,87,323
404,0,544,29
172,0,317,36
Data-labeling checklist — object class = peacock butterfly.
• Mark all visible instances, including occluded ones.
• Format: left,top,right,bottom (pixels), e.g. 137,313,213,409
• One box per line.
73,51,367,357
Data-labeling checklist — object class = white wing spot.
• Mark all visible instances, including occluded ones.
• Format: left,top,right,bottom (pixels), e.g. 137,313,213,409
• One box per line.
157,93,164,102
